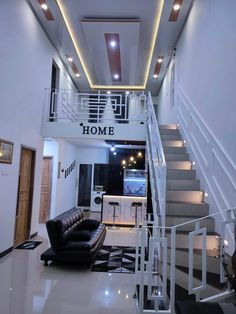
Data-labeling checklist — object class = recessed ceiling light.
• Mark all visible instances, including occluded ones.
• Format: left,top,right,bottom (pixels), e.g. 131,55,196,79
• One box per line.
75,73,80,78
157,57,163,63
113,152,117,156
126,91,130,95
110,40,116,48
153,74,158,79
107,91,111,94
67,56,73,63
114,74,119,80
173,3,181,11
41,3,48,10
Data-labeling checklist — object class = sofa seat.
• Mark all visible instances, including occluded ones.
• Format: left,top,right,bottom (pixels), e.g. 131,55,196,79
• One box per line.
41,207,106,266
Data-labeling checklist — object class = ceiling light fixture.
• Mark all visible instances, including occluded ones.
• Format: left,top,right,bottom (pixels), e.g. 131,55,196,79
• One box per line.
41,3,48,10
110,40,117,48
153,74,158,79
113,152,117,156
122,160,126,165
157,57,163,63
173,3,181,11
137,151,143,158
125,91,130,95
110,145,115,152
114,74,119,80
75,73,80,78
67,56,73,63
107,91,111,95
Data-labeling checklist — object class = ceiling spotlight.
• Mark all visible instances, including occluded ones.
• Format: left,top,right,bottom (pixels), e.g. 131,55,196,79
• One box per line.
157,57,163,63
173,3,181,11
75,73,80,78
67,56,73,63
110,40,117,48
121,160,126,165
126,91,130,95
130,156,134,162
107,91,111,94
114,74,119,80
110,145,115,152
41,3,48,10
153,74,158,79
113,151,117,156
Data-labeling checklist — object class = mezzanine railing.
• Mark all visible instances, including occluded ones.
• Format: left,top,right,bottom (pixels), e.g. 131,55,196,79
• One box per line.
44,89,146,124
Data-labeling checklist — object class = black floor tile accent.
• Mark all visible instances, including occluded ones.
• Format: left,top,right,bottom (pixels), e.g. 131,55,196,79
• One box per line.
15,241,42,250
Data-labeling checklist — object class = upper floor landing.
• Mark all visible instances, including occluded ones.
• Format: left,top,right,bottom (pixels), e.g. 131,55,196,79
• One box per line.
42,90,147,141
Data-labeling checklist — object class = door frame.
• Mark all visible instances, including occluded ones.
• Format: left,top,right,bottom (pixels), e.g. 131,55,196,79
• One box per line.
14,146,36,245
39,155,53,223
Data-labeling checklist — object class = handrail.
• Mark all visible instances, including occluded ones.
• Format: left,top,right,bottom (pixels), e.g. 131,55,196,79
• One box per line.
146,92,166,228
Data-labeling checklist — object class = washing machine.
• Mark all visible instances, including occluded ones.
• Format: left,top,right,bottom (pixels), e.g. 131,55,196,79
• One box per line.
90,191,106,212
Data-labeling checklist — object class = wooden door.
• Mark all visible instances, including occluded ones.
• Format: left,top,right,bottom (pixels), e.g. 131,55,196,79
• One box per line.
39,157,52,223
14,148,34,245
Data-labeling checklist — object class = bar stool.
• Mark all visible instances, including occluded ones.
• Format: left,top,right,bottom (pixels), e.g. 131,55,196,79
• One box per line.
130,202,142,229
108,201,120,230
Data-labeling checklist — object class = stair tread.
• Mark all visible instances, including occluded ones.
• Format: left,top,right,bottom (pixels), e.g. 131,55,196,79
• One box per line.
166,214,213,219
172,247,220,257
166,201,208,205
165,230,218,235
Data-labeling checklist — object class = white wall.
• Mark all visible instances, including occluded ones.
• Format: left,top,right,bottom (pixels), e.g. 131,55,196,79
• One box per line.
0,0,76,253
77,147,108,164
55,139,79,215
156,0,236,253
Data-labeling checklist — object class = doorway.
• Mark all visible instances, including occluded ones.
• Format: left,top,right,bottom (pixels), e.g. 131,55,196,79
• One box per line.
39,157,53,223
14,148,35,245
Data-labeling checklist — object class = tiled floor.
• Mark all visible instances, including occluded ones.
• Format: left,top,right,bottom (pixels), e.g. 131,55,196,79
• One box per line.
0,221,138,314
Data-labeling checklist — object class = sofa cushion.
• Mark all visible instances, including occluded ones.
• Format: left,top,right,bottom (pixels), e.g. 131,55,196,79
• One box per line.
79,219,100,230
67,230,91,241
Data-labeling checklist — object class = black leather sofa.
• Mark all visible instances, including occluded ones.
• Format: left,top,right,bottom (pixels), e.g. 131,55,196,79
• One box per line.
41,207,106,266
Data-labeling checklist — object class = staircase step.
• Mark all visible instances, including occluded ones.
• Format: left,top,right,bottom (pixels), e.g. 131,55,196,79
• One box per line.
166,161,192,170
165,215,215,232
167,248,220,274
166,190,203,203
166,202,209,217
167,169,196,180
167,179,200,191
166,231,219,250
159,124,178,130
162,140,184,147
163,146,187,154
165,153,189,161
159,128,180,135
160,134,182,140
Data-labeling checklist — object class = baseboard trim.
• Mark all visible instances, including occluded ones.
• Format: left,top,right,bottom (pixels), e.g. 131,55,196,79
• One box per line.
30,232,38,239
0,247,13,259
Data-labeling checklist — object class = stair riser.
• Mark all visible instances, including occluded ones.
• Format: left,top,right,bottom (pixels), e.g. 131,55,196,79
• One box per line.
159,124,178,130
162,140,184,148
166,203,209,217
159,129,180,136
160,134,182,140
167,249,220,274
166,190,203,203
166,217,215,232
166,234,219,250
167,179,200,191
167,169,196,180
163,147,187,154
165,154,189,161
167,161,192,170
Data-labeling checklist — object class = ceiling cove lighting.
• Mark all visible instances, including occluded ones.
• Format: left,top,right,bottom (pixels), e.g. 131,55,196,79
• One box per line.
55,0,164,90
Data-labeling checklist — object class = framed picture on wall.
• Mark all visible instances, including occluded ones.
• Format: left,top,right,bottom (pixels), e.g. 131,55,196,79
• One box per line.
0,139,14,164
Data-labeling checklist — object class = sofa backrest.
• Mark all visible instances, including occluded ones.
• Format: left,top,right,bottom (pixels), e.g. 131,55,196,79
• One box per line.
46,207,84,252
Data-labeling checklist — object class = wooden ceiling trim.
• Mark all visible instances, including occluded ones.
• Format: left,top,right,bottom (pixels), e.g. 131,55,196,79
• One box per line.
169,0,183,22
104,33,122,82
38,0,54,21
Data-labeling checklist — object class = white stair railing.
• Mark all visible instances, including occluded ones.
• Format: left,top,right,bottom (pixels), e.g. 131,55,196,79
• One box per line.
135,208,236,314
146,92,166,228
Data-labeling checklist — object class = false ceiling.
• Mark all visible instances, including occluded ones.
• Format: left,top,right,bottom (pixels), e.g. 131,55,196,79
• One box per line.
28,0,193,94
